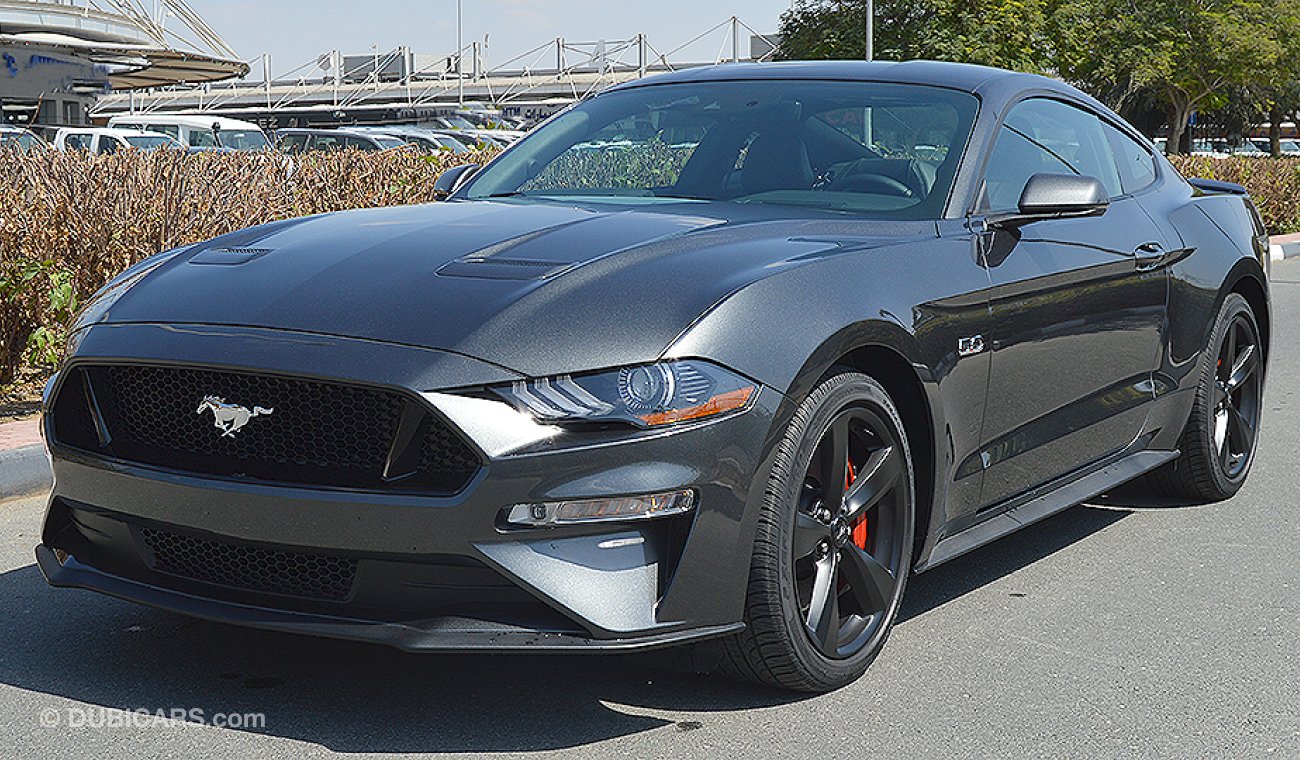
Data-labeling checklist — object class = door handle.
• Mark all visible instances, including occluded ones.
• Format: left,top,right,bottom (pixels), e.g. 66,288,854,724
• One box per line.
1133,242,1169,271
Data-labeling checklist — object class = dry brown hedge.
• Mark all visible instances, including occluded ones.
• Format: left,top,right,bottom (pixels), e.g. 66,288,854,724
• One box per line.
0,148,490,388
1167,155,1300,236
3,149,1298,395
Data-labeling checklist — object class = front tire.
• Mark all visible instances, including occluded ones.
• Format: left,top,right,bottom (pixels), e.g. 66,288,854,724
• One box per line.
1149,293,1263,501
720,370,914,692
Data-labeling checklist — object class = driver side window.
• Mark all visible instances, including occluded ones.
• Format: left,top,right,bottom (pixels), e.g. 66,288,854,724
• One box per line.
980,98,1122,213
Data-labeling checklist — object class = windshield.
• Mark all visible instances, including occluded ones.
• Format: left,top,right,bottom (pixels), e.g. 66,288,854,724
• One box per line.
217,129,269,150
1,132,40,150
463,80,978,218
126,135,177,149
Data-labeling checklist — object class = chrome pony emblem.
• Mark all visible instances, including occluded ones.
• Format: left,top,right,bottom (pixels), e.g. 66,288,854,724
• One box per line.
196,396,274,438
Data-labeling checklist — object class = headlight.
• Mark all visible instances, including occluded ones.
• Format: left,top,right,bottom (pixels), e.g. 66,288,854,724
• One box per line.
495,360,756,428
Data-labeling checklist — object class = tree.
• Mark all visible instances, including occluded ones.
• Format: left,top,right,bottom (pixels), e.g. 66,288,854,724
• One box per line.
1052,0,1296,155
777,0,1052,74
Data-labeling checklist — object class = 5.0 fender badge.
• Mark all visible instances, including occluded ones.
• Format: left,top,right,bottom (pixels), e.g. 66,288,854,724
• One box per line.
196,396,274,438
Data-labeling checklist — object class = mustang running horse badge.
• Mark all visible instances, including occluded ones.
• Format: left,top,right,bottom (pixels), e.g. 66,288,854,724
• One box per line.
196,396,274,438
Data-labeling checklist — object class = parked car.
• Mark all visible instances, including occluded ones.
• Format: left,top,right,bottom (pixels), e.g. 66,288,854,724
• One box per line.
0,124,45,151
1250,138,1300,156
419,117,521,147
274,128,409,154
346,125,469,154
107,114,270,151
1231,140,1267,157
53,127,183,154
39,61,1270,693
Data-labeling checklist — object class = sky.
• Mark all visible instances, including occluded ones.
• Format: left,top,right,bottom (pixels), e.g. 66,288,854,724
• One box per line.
183,1,793,79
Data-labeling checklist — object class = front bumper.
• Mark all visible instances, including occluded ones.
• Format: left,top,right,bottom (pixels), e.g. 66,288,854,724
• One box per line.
39,323,780,651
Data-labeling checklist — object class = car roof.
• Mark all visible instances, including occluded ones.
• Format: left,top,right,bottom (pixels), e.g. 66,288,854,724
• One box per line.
108,114,263,130
277,129,377,138
610,59,1073,100
58,127,169,138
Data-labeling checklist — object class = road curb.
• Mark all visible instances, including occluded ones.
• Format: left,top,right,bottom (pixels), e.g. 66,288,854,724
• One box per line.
0,445,51,501
1270,235,1300,261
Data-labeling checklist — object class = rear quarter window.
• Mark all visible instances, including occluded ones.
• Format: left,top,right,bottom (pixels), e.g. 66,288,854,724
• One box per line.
1103,122,1158,195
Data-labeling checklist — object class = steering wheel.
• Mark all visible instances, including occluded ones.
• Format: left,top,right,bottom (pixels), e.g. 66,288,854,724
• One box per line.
838,174,916,198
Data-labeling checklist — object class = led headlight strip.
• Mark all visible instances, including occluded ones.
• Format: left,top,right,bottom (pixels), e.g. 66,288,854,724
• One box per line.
495,360,756,428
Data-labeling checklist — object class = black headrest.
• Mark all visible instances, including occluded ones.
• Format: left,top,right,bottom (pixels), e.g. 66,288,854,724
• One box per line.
741,132,815,195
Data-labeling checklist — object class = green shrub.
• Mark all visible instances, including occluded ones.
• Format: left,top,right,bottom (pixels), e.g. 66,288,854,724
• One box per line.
0,148,491,388
1167,155,1300,236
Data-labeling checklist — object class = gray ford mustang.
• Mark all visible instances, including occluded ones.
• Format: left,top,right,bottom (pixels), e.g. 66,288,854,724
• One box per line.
39,61,1269,691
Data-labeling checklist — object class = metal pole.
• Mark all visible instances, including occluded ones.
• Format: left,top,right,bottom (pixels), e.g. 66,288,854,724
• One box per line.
732,16,740,63
865,0,873,61
457,0,464,106
264,53,272,109
638,33,646,78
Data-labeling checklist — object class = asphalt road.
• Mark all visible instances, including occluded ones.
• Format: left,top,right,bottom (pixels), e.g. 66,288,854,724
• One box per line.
2,265,1299,759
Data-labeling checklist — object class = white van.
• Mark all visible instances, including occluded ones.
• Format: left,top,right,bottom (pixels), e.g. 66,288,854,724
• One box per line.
53,127,183,154
106,114,270,151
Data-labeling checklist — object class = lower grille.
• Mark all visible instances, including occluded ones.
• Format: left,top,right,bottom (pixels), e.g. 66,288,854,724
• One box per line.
140,527,358,602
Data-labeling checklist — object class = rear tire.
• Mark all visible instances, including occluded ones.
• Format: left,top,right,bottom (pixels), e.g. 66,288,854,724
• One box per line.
1148,293,1263,501
720,370,914,692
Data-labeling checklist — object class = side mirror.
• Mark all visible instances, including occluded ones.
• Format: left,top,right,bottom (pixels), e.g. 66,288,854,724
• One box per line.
1015,173,1109,218
433,163,480,200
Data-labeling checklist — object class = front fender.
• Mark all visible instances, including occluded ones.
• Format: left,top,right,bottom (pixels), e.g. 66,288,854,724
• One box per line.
664,234,995,568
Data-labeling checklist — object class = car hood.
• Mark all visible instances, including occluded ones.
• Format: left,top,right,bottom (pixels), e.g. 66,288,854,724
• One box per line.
95,200,934,379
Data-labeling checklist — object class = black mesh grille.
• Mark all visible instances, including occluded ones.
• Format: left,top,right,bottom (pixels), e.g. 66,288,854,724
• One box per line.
52,365,480,493
140,527,357,601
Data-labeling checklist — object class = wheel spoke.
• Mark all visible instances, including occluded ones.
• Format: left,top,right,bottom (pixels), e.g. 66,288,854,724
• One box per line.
819,415,850,515
843,444,900,521
1227,404,1255,455
1227,343,1257,392
1224,322,1239,381
1213,407,1229,457
794,511,830,560
840,544,895,615
805,553,841,655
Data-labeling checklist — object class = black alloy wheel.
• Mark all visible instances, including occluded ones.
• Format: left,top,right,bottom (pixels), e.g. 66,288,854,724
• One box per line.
793,406,907,658
1150,293,1263,500
720,370,914,692
1210,311,1262,480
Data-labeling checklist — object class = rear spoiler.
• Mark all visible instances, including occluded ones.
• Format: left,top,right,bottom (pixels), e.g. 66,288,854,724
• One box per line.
1188,177,1249,196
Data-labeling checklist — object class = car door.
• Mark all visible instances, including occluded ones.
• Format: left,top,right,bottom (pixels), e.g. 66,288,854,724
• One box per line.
972,97,1169,510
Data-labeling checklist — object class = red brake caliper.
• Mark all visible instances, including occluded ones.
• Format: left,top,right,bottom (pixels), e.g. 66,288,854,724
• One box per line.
846,458,868,549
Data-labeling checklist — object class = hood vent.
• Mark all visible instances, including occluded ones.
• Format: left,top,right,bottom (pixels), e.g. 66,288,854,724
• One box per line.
190,247,275,266
436,256,573,281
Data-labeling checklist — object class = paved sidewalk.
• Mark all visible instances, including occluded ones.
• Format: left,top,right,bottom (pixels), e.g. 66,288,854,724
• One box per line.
0,418,48,501
0,418,40,452
1271,232,1300,260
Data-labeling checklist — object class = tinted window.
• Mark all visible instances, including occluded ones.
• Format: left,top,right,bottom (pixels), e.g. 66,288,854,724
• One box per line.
311,134,344,151
98,137,119,155
981,98,1121,212
279,133,310,153
146,124,181,139
217,130,268,150
126,135,177,149
189,128,218,147
467,80,979,220
1102,122,1157,194
343,136,377,151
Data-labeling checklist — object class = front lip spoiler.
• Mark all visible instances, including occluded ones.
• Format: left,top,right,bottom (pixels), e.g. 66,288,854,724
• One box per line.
35,545,743,652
